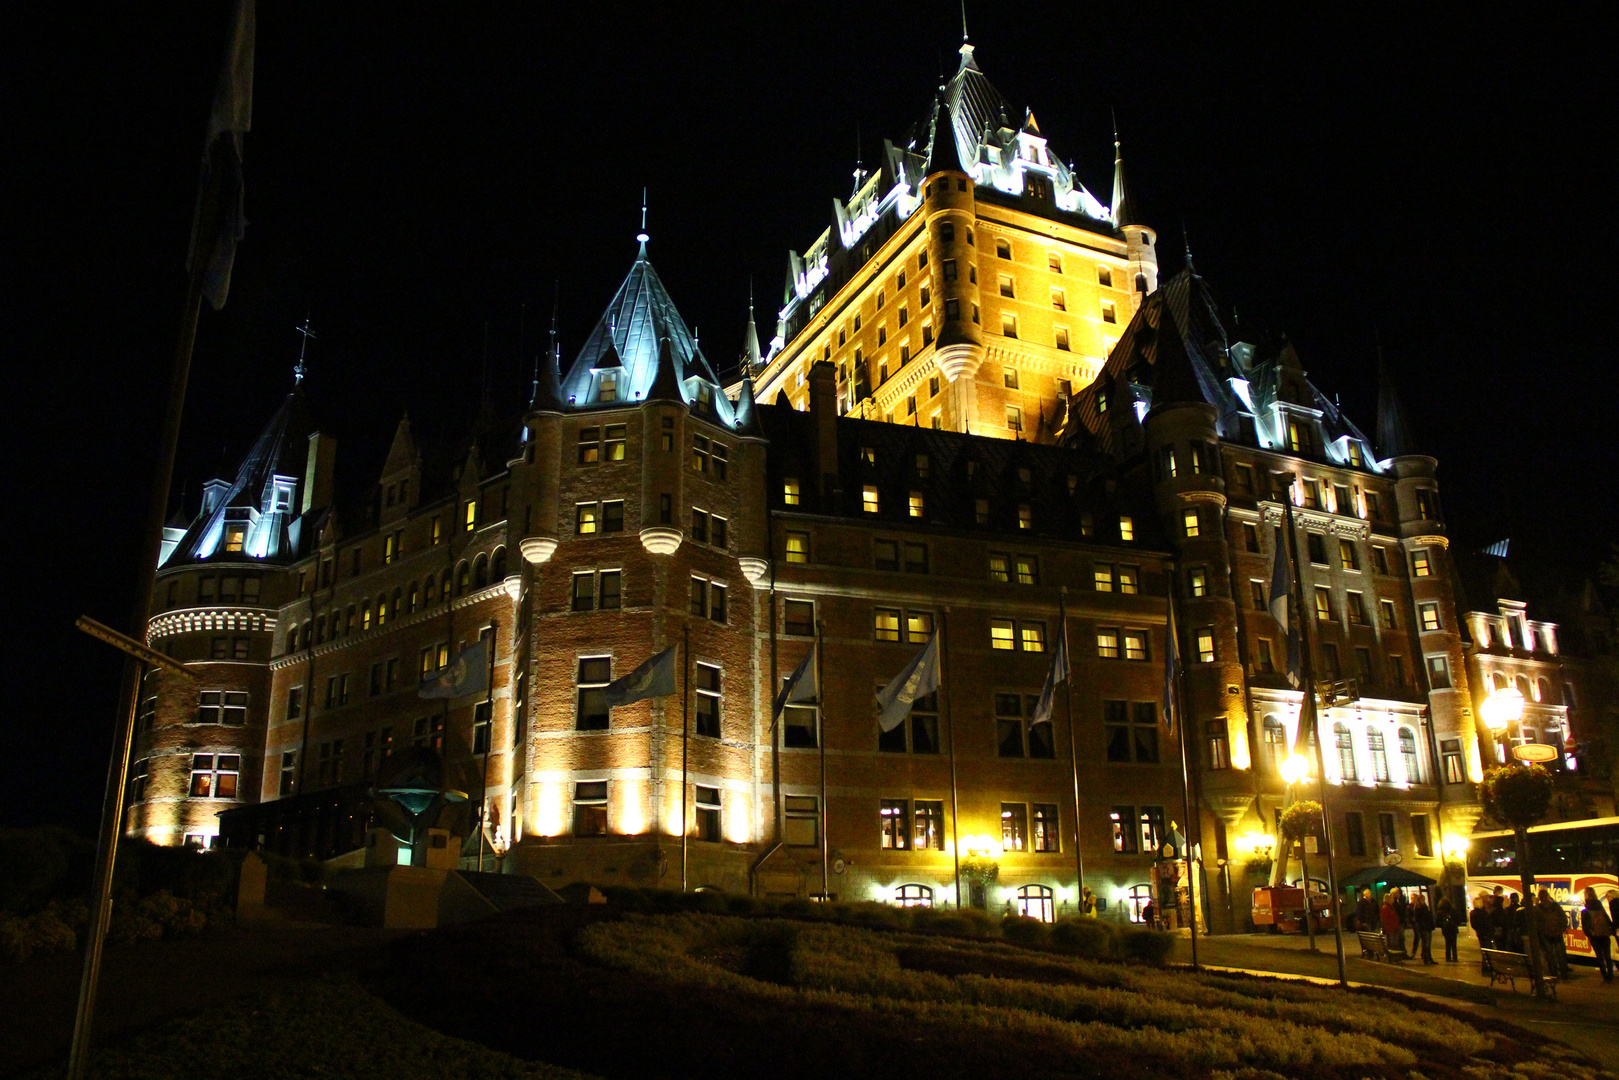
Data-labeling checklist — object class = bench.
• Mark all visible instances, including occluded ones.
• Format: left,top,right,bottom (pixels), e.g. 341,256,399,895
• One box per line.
1481,948,1558,1000
1357,930,1409,963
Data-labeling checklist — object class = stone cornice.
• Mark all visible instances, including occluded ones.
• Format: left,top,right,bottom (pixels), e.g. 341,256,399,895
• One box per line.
147,607,278,643
268,581,516,671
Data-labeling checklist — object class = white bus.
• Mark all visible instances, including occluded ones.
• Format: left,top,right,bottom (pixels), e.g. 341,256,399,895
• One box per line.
1464,816,1619,960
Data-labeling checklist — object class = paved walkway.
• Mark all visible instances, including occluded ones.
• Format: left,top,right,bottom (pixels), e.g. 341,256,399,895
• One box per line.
1172,929,1619,1062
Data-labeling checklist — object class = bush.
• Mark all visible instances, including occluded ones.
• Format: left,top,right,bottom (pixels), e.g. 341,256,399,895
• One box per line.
0,905,80,965
836,902,907,931
914,907,998,939
1050,917,1118,957
1000,915,1050,946
1118,926,1175,964
679,890,729,915
0,825,95,915
724,894,760,915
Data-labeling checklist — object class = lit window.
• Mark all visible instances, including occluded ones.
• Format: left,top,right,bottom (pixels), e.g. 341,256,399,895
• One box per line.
1017,504,1032,530
1419,603,1441,632
464,500,477,532
1412,550,1431,577
223,525,246,553
908,491,924,518
1182,508,1200,538
1101,300,1116,324
989,553,1010,582
1094,564,1114,592
1123,631,1148,661
874,609,901,642
991,620,1016,650
1055,327,1070,351
880,799,910,850
1314,587,1332,621
605,424,627,460
1340,539,1360,570
905,611,933,641
1016,556,1038,585
1119,515,1134,541
597,370,619,402
862,486,879,513
1195,628,1215,663
578,427,601,464
783,478,800,505
1188,567,1207,597
1020,622,1046,653
1096,630,1120,659
785,531,809,564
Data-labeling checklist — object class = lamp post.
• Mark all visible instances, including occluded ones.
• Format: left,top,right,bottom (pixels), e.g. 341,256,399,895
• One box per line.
1279,753,1319,950
1479,687,1525,761
1478,686,1549,991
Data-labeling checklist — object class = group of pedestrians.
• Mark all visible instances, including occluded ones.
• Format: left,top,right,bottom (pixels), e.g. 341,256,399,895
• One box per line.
1466,884,1618,983
1354,886,1457,963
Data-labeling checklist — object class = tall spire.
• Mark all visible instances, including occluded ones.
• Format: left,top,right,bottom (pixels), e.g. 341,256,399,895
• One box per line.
528,290,563,414
293,315,316,385
1181,222,1196,275
742,279,762,375
1110,116,1136,228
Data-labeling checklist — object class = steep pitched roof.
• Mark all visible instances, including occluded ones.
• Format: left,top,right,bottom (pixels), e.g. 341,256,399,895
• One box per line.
1376,355,1415,458
559,249,732,423
163,390,314,566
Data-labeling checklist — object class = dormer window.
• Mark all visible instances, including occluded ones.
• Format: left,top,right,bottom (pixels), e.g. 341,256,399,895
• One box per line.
223,526,246,553
597,370,619,402
1347,441,1365,468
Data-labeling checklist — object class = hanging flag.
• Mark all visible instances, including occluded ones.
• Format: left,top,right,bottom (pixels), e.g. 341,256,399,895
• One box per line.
876,634,939,732
773,644,818,719
1030,631,1069,727
418,638,488,699
1269,525,1302,688
1161,598,1180,732
603,646,677,707
187,0,255,310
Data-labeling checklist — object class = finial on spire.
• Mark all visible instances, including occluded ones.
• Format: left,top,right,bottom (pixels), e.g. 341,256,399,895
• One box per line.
636,188,649,253
294,315,316,385
961,0,969,42
1181,221,1195,274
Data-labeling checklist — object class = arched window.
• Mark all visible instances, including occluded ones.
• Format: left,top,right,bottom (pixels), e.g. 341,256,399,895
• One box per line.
1399,727,1421,783
1367,727,1389,782
393,587,402,620
1515,675,1532,701
474,553,489,588
1128,883,1154,924
440,569,453,600
1017,883,1055,923
894,883,933,908
283,623,297,655
408,581,420,612
362,602,372,630
377,594,389,626
345,605,356,633
1263,715,1287,769
1335,723,1357,781
424,576,436,604
455,563,469,596
491,546,507,582
1492,672,1508,691
1536,677,1552,704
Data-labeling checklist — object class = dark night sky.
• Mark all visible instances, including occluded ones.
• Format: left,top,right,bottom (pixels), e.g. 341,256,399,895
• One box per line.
4,4,1614,830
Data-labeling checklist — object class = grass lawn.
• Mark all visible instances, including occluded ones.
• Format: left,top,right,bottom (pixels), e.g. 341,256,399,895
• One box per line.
19,976,596,1080
372,908,1610,1080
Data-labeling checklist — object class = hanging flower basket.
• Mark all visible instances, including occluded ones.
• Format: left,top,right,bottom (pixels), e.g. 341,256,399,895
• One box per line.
960,855,1000,887
1280,801,1323,843
1481,765,1553,829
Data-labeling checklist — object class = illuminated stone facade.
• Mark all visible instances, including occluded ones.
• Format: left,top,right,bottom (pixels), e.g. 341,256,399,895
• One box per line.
125,40,1610,930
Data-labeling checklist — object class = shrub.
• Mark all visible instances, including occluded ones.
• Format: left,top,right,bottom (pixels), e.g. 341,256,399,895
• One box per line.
0,906,80,965
778,897,822,920
679,890,729,915
836,902,907,931
1050,917,1118,957
1000,915,1049,945
1482,765,1554,829
1119,926,1175,964
724,894,760,915
0,825,95,915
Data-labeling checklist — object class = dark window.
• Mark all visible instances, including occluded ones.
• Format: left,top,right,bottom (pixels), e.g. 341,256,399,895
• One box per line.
695,786,721,842
577,657,611,730
574,781,608,836
1412,814,1433,858
1345,812,1367,856
1206,720,1230,769
784,599,814,637
695,664,722,737
1378,812,1398,854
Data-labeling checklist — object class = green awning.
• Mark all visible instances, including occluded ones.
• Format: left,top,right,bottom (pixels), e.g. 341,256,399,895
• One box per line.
1337,865,1437,891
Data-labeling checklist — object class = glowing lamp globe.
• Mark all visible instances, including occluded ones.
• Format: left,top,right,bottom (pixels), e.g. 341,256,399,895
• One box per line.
1280,753,1310,786
1479,687,1525,733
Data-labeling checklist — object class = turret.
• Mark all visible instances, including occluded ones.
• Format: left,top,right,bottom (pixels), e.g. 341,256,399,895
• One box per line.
921,89,984,390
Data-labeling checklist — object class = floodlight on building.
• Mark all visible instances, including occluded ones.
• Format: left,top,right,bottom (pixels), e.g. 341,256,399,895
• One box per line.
1441,834,1470,859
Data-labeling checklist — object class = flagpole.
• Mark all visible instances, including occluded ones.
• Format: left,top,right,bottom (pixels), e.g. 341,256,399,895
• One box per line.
477,623,496,871
1167,581,1200,971
1281,485,1349,986
681,622,690,893
942,612,962,908
817,619,829,901
1060,589,1085,910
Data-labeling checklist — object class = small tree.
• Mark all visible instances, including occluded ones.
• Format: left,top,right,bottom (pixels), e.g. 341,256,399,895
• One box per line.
1280,801,1323,844
1481,764,1555,993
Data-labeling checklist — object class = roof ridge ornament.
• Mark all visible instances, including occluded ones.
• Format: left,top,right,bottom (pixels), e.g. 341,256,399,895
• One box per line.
636,187,649,257
293,314,315,385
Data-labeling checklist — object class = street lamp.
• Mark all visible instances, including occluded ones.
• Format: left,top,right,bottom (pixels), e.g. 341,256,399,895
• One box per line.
1280,753,1310,786
1479,687,1525,738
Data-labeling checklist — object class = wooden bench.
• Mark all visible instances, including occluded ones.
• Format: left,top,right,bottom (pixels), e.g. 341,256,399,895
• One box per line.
1357,930,1410,963
1481,948,1558,1000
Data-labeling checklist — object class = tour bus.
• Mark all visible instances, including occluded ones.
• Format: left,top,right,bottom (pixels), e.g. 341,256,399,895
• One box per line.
1464,816,1619,960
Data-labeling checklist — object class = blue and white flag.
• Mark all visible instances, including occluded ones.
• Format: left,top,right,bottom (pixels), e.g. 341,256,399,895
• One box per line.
876,634,939,732
603,646,677,708
1030,631,1069,727
774,644,818,719
418,639,488,700
1269,525,1302,687
1162,598,1180,732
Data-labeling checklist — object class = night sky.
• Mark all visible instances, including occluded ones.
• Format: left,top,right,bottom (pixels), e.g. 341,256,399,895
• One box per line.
5,5,1613,831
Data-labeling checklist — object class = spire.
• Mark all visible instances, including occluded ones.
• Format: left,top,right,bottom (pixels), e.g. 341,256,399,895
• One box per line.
1110,118,1136,228
1182,222,1196,275
381,412,419,476
1375,345,1414,458
637,188,649,259
294,315,316,385
741,281,762,375
732,373,763,438
528,295,564,413
925,88,960,174
644,335,685,404
960,0,969,43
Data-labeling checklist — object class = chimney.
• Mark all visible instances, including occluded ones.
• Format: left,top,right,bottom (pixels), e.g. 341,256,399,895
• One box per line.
303,432,337,514
808,360,839,499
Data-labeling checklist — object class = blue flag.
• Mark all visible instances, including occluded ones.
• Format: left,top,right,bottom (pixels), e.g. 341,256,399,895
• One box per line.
1269,525,1302,687
604,646,677,708
774,645,818,720
418,638,488,700
1031,632,1069,727
876,634,939,732
1162,599,1180,732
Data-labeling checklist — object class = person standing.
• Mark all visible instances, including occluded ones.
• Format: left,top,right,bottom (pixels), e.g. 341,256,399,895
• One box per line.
1501,894,1523,952
1392,889,1410,953
1380,891,1404,954
1536,888,1570,978
1437,894,1460,962
1607,890,1619,938
1469,894,1493,950
1141,897,1157,930
1082,886,1097,917
1412,892,1436,964
1356,888,1379,956
1582,886,1614,983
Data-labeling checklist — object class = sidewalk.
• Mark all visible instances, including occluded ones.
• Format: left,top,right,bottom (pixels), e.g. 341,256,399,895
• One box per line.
1173,929,1619,1062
